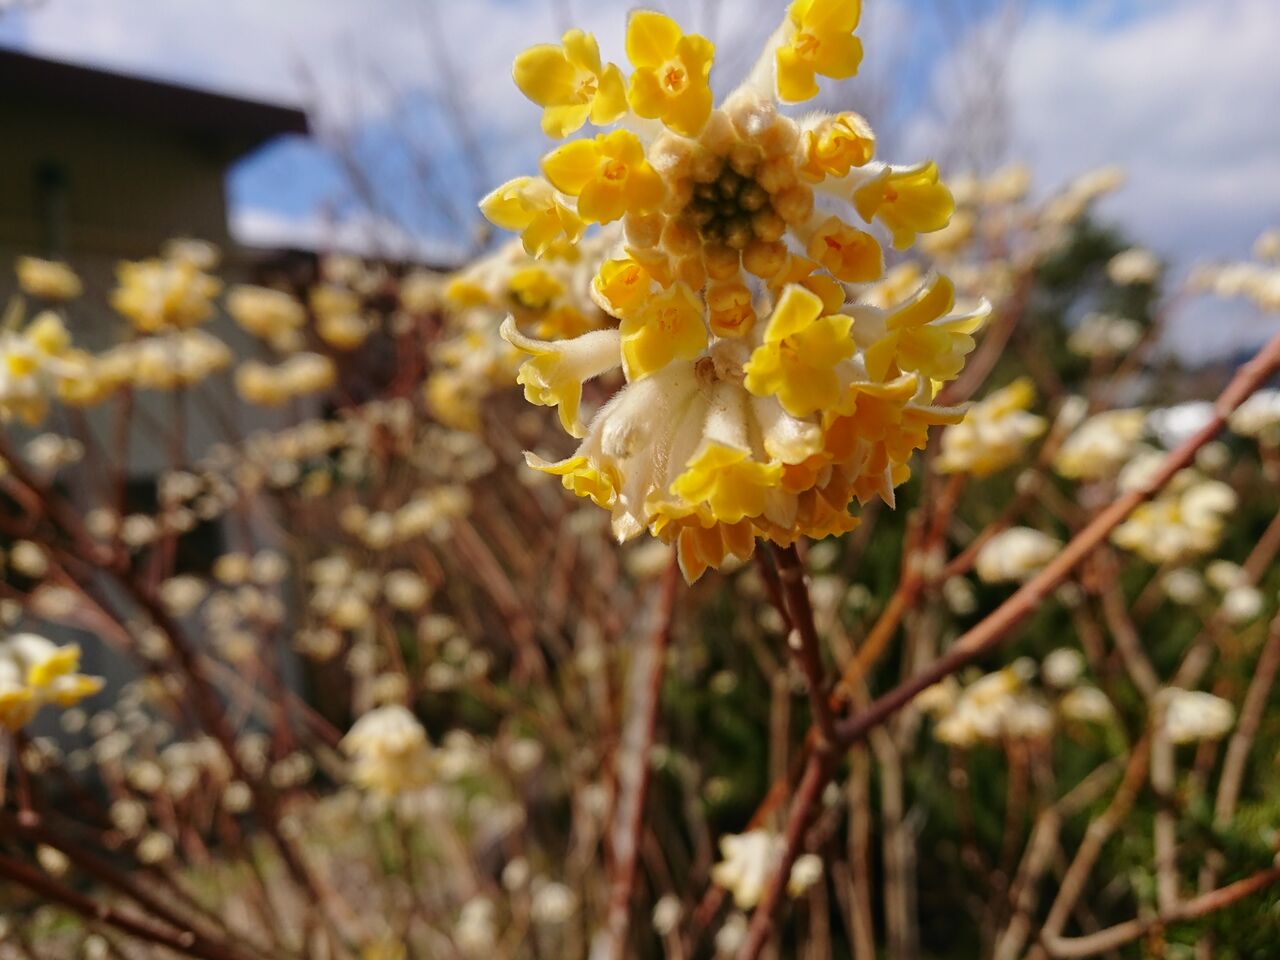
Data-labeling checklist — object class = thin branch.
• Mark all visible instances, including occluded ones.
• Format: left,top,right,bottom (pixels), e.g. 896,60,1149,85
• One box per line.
604,559,679,960
767,545,839,745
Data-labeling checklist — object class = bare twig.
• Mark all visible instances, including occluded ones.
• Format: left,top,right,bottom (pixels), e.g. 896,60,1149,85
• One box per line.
604,559,679,960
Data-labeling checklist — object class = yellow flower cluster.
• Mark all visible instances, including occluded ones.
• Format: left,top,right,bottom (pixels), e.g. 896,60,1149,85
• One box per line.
936,378,1046,476
0,311,87,424
1112,472,1236,564
15,256,83,301
341,704,433,796
483,4,986,579
226,284,307,351
1054,409,1146,480
82,329,232,398
427,233,613,431
235,353,336,407
111,256,222,333
0,633,103,730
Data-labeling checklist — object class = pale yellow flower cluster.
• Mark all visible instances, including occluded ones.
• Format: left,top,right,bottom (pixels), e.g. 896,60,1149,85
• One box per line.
710,829,823,910
111,256,222,333
920,662,1053,748
226,284,307,351
1158,688,1234,745
1106,247,1160,286
1189,227,1280,312
1067,312,1143,359
0,633,103,730
1053,409,1147,480
0,311,86,423
937,378,1047,476
15,256,82,301
427,233,613,432
975,526,1061,584
1229,388,1280,445
235,352,336,407
339,486,471,550
919,650,1117,749
1111,471,1236,564
341,704,433,796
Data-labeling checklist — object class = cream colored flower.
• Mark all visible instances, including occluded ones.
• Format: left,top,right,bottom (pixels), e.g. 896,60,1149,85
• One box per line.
1229,388,1280,443
1042,648,1084,690
1067,312,1142,359
1054,409,1146,480
975,527,1060,584
937,377,1046,476
1106,247,1160,285
16,256,82,300
226,284,306,346
341,705,433,796
1159,689,1234,745
710,830,780,909
1059,685,1114,724
932,666,1053,747
1112,477,1235,564
111,257,221,332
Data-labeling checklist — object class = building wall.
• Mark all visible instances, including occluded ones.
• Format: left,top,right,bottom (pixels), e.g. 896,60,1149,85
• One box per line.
0,98,234,259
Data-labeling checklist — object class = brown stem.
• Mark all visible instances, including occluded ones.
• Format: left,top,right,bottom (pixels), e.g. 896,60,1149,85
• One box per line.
603,559,678,960
0,851,239,960
767,545,838,745
1042,865,1280,958
736,750,835,960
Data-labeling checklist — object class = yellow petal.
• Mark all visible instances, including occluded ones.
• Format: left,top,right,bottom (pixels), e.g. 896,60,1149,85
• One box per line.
513,45,578,107
561,28,602,74
792,0,862,34
810,32,862,80
766,284,824,341
626,10,681,67
541,139,601,195
776,45,818,102
541,103,592,138
590,63,628,125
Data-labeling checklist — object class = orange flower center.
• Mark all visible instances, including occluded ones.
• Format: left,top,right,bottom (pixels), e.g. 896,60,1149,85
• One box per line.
794,31,820,59
661,61,688,94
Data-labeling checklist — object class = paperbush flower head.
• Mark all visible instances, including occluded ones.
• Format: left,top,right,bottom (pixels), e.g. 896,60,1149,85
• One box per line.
0,310,89,424
1159,688,1234,745
936,377,1046,476
226,284,307,349
341,704,433,795
1112,473,1236,564
483,6,987,580
1054,409,1146,481
111,256,222,333
15,256,82,301
711,828,818,909
975,526,1061,584
931,665,1053,748
0,633,103,730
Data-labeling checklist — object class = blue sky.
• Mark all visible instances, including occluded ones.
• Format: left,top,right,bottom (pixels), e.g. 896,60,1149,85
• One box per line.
1,0,1278,355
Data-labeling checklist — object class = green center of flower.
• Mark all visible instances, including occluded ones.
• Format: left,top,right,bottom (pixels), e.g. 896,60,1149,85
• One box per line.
680,159,780,250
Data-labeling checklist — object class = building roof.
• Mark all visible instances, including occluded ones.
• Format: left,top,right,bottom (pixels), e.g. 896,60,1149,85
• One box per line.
0,46,308,155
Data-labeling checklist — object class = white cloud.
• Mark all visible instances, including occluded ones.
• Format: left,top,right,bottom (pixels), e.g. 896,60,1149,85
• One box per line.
230,206,466,265
909,0,1280,359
